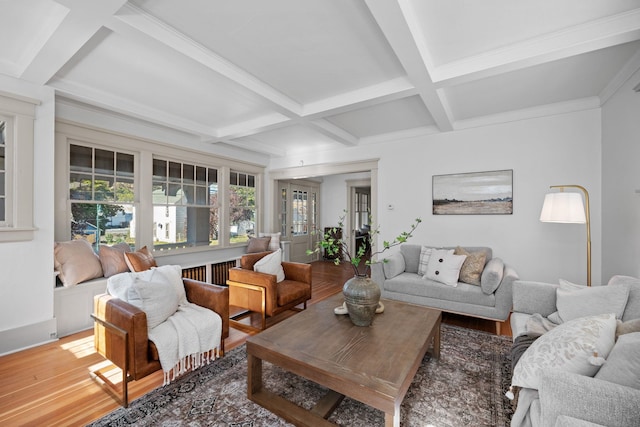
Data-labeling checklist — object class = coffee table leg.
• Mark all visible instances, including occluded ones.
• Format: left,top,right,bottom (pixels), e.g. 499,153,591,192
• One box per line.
433,321,441,359
385,404,401,427
247,353,262,398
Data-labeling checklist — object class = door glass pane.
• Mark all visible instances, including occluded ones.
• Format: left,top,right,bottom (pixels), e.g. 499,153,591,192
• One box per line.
292,189,308,236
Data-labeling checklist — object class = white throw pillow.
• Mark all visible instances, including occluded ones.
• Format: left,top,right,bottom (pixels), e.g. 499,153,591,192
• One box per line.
556,279,630,322
511,313,617,390
424,249,466,287
254,248,285,283
259,232,282,252
129,278,180,330
151,265,187,304
107,268,155,301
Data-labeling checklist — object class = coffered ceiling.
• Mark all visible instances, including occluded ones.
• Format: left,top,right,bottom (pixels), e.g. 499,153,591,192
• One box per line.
3,0,640,159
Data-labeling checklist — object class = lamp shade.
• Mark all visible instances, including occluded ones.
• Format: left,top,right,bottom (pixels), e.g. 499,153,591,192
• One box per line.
539,192,586,223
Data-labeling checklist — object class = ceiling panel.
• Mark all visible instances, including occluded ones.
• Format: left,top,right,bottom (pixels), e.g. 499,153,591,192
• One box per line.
414,0,640,66
326,96,435,138
130,0,406,103
51,27,277,130
444,41,640,121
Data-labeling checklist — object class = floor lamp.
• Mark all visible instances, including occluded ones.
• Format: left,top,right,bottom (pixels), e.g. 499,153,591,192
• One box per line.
539,185,591,286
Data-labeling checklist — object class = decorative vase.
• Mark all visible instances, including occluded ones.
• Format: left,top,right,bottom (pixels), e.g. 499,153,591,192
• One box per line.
342,274,381,326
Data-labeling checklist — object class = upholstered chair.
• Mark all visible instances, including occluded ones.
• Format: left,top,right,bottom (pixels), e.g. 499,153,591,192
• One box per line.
227,251,312,331
92,275,229,407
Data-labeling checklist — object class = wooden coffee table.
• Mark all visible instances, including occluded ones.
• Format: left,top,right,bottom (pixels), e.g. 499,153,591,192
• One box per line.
246,292,441,427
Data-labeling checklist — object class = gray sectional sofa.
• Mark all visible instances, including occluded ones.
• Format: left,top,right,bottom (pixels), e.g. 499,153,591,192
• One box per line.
510,276,640,427
371,244,518,333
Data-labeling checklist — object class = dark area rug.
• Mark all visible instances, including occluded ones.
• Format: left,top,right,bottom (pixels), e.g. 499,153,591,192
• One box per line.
87,324,514,427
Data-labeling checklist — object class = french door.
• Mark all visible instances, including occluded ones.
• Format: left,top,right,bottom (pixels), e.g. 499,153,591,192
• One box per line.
279,181,319,263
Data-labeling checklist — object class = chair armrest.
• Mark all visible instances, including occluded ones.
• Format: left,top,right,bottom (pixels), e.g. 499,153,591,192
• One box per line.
539,371,640,427
93,293,149,374
282,261,312,284
183,278,229,339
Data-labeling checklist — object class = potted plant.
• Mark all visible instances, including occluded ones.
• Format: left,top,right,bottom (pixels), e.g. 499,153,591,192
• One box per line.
308,212,421,326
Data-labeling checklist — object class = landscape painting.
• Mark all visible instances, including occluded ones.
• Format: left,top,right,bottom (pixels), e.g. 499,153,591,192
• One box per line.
433,170,513,215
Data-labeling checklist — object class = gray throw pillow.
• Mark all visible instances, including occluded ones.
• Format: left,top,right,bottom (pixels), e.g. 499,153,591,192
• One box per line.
480,257,504,295
556,281,630,322
594,332,640,390
383,251,405,279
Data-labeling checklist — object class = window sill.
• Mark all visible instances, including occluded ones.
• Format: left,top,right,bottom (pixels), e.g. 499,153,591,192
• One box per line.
0,227,36,242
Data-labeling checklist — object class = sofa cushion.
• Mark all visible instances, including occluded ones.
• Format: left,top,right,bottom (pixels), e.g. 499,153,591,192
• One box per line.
424,250,465,287
593,332,640,390
556,280,630,322
385,273,496,307
259,232,281,252
480,257,504,295
383,251,405,279
454,246,486,286
54,239,104,287
99,242,131,277
400,244,422,274
511,313,617,390
608,275,640,321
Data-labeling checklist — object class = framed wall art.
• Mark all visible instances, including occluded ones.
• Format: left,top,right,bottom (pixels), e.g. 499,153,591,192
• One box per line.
432,169,513,215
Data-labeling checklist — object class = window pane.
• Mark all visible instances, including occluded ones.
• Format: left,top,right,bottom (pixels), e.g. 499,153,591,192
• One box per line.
70,173,93,200
208,168,217,184
94,175,115,201
183,164,194,184
0,172,4,197
183,185,195,204
0,120,5,144
169,183,181,198
169,161,181,183
153,159,166,179
248,174,255,187
230,171,237,186
153,182,167,204
0,146,5,170
229,184,256,242
196,186,207,205
95,149,114,175
115,178,134,202
70,145,92,173
71,203,134,251
196,166,206,185
116,153,134,177
0,198,4,221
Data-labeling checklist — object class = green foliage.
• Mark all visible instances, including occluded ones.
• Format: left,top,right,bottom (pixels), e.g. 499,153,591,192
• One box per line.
307,210,421,276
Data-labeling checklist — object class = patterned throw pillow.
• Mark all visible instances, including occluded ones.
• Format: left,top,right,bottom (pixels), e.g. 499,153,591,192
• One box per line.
510,313,616,391
417,246,434,276
454,246,486,286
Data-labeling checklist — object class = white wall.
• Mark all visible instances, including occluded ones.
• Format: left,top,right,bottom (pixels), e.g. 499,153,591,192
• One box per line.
602,71,640,280
270,109,602,284
0,77,56,354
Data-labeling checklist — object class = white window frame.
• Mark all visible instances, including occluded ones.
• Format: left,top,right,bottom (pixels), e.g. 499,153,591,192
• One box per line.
0,92,37,242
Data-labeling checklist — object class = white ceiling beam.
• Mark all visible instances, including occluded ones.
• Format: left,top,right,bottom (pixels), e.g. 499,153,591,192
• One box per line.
302,77,417,119
109,3,303,118
219,137,287,158
20,0,128,85
210,113,294,142
365,0,454,132
307,119,359,146
52,77,218,137
433,9,640,87
600,47,640,104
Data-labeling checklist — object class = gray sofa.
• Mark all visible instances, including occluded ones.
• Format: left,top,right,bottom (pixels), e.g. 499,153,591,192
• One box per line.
371,244,518,333
510,276,640,427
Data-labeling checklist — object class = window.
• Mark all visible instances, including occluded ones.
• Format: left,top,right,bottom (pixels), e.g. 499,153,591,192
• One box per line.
152,158,218,250
229,171,256,243
69,144,135,250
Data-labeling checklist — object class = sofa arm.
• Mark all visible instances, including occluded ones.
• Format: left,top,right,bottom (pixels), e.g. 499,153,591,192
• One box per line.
492,265,518,320
93,293,153,379
512,280,558,316
183,279,229,340
539,371,640,427
370,263,385,290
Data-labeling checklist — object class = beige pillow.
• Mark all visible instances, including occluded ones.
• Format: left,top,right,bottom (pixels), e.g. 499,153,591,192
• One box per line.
247,236,271,253
124,246,157,272
54,239,104,287
99,243,131,277
259,232,281,251
454,246,486,286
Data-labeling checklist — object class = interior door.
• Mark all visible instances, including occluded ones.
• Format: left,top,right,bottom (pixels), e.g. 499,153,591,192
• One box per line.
280,182,318,263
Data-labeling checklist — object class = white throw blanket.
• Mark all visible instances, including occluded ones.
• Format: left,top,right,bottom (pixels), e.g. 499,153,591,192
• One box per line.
148,301,222,385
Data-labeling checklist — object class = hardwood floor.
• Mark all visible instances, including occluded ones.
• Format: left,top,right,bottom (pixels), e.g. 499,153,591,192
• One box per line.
0,261,511,426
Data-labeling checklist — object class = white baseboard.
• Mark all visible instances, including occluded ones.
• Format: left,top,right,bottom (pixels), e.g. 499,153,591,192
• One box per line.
0,318,58,356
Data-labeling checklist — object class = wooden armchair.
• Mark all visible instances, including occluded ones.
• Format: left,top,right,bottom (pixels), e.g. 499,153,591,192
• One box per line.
92,278,229,407
227,251,312,331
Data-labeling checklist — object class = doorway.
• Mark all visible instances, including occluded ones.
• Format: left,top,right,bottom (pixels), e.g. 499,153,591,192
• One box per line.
277,180,320,263
348,180,372,266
